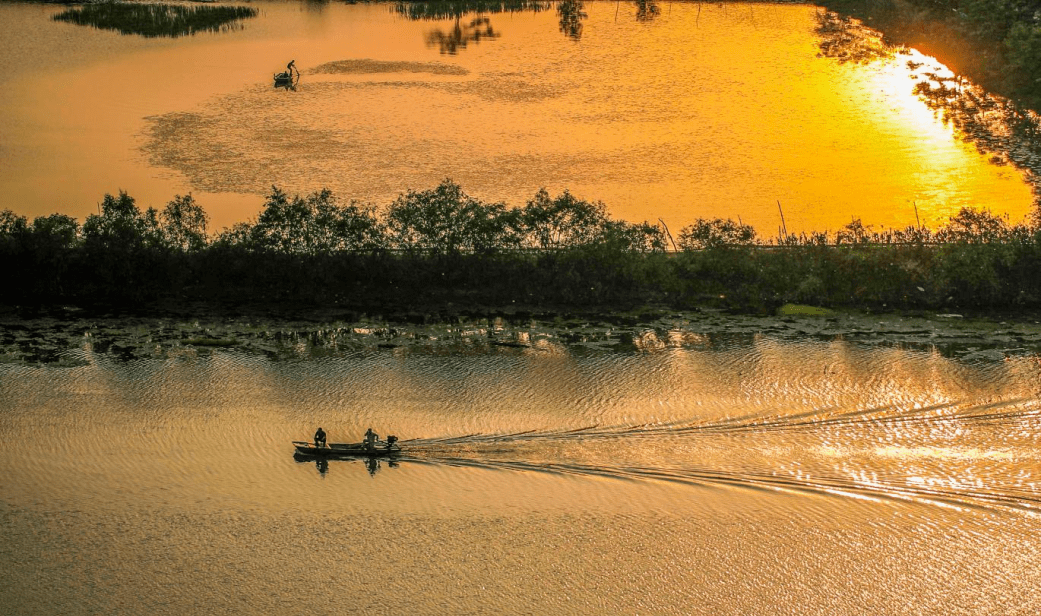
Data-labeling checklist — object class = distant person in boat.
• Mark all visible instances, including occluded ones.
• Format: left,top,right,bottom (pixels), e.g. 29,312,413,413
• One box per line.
364,427,378,450
281,60,296,80
276,60,296,82
314,426,327,448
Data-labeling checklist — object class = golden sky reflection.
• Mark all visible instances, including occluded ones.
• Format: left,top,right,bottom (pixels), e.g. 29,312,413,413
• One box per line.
0,2,1035,234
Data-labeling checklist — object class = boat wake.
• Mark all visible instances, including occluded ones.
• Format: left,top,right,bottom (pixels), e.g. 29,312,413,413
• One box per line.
390,397,1041,515
400,455,1041,514
401,397,1041,446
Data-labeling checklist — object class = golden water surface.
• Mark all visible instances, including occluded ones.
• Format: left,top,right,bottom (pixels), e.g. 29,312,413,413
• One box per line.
2,318,1041,614
0,1,1035,233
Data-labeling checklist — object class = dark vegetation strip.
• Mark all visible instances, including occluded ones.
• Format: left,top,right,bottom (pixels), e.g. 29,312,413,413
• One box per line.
51,3,259,39
3,180,1041,314
391,0,553,21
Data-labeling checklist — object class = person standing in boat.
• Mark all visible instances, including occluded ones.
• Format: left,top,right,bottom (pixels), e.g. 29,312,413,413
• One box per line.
364,427,378,450
314,426,327,448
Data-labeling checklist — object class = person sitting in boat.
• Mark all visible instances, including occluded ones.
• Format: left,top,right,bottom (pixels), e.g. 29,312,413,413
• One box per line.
314,426,327,448
364,427,378,450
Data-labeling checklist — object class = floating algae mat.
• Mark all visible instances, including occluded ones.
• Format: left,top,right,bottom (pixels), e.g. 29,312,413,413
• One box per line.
51,3,258,38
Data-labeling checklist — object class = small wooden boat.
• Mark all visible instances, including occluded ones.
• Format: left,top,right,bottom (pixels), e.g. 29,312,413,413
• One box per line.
293,440,401,457
274,60,300,89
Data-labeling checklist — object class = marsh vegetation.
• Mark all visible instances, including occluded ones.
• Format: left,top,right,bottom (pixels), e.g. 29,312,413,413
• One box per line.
3,181,1041,313
51,3,259,38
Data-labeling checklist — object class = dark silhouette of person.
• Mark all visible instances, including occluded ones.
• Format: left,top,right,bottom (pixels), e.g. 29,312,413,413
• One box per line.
364,427,378,450
276,60,296,83
314,427,327,448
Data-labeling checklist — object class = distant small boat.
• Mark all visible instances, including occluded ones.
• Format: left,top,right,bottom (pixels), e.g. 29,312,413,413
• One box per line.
274,60,300,89
293,440,401,457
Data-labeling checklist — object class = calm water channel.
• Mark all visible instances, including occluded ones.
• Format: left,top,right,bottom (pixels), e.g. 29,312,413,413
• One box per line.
0,0,1037,233
3,315,1041,613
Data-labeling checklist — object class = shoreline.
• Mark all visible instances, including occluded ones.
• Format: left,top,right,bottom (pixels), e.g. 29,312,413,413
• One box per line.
3,301,1040,367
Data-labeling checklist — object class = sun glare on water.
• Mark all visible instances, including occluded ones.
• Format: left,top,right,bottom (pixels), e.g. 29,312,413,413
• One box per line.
873,50,958,144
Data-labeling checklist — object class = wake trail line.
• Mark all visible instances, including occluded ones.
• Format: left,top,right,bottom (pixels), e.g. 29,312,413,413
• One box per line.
396,454,1041,515
400,397,1041,447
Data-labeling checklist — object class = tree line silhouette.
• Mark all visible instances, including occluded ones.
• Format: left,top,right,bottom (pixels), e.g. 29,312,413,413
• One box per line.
2,180,1041,312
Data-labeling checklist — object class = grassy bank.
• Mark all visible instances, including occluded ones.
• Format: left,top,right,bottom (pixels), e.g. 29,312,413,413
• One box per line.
2,181,1041,316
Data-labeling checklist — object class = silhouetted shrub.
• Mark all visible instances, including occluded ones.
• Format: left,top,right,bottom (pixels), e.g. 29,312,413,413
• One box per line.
385,180,517,254
3,182,1041,312
52,3,258,39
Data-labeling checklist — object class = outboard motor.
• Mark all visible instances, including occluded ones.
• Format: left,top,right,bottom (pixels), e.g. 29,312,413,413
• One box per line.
387,435,398,446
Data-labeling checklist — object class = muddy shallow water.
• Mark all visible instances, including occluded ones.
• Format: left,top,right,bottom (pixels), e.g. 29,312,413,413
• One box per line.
2,310,1041,614
3,307,1040,366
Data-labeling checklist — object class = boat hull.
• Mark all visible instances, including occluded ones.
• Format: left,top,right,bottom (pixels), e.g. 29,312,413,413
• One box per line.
293,441,401,457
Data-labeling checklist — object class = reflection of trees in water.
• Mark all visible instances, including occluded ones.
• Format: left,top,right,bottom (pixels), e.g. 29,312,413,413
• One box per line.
557,0,586,40
819,0,1041,112
913,73,1041,198
815,11,1041,203
632,0,661,22
392,1,670,44
391,1,616,44
427,16,499,54
815,10,896,64
395,1,551,54
393,1,551,21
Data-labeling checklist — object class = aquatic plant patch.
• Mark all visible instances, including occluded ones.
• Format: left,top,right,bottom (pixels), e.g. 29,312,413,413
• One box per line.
777,304,835,317
51,3,258,38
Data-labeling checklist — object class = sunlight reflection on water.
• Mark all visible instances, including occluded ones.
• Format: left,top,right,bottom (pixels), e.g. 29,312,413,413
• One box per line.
0,1,1035,234
3,330,1041,613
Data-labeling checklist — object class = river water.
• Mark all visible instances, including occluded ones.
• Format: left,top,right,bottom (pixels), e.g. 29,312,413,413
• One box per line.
4,2,1041,612
0,0,1036,234
2,314,1041,613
